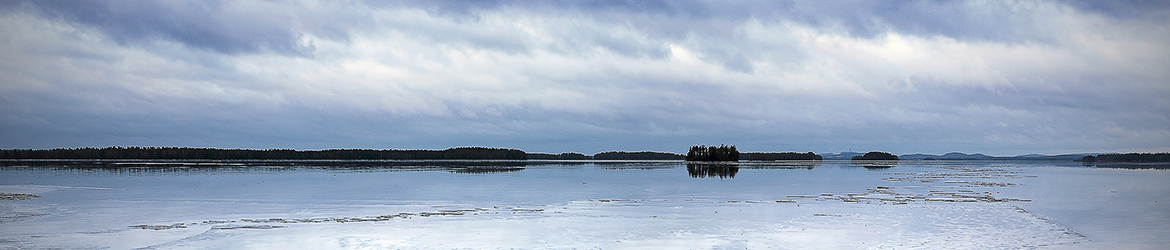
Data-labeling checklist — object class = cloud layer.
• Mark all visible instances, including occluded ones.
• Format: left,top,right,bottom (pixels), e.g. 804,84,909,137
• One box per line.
2,0,1168,155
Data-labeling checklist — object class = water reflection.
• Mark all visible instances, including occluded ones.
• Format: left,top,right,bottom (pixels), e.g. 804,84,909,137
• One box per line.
0,160,838,177
849,160,899,169
448,166,525,174
596,161,678,170
1080,162,1170,169
686,164,739,179
737,160,822,169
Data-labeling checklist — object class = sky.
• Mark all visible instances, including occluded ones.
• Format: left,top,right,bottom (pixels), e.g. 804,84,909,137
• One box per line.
1,0,1168,156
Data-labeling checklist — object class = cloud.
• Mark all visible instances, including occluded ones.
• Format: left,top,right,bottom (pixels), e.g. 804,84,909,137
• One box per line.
5,0,369,56
1,0,1168,155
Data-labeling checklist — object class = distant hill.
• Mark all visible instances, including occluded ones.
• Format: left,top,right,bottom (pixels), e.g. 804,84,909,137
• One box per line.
1012,154,1089,161
899,152,993,160
898,152,1089,161
741,152,822,161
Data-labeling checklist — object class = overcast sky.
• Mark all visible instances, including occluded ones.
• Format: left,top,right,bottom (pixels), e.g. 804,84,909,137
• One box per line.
1,0,1167,155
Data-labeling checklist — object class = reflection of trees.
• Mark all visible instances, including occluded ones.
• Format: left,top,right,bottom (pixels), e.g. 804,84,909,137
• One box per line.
1078,162,1170,169
687,164,739,179
448,167,525,174
595,162,676,170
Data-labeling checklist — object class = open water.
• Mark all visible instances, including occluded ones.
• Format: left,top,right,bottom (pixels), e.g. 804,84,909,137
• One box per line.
0,160,1167,249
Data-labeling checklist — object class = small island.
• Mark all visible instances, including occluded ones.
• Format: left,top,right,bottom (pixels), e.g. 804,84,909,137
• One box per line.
851,151,899,160
685,144,740,161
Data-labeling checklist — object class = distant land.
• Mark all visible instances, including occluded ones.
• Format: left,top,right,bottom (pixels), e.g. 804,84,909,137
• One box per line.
0,147,527,160
906,152,1089,161
0,146,1164,162
740,152,822,161
851,151,899,160
0,147,689,161
825,152,1091,161
1077,153,1170,163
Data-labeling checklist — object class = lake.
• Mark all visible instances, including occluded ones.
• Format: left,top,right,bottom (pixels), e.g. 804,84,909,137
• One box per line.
1,160,1168,249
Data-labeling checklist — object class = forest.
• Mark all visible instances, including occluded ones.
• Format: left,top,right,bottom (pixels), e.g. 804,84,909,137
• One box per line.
0,146,528,160
1078,153,1170,163
0,146,844,162
851,151,899,160
527,152,591,160
685,145,740,161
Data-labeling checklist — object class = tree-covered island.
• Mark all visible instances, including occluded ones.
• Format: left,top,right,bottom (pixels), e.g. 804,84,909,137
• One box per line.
1078,153,1170,163
685,144,740,161
851,151,899,160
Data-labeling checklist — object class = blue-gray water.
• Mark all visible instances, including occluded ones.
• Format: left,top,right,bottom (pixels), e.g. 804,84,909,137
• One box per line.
1,160,1167,249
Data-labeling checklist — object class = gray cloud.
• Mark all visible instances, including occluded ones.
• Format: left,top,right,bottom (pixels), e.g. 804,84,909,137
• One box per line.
1058,0,1170,19
6,0,362,56
1,0,1167,155
390,0,1087,42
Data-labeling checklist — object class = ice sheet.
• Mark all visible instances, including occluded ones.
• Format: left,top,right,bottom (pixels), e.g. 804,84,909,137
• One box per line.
0,161,1167,249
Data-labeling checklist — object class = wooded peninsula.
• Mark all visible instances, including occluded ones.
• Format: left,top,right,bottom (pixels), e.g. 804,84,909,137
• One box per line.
0,147,527,160
1078,153,1170,163
0,147,695,161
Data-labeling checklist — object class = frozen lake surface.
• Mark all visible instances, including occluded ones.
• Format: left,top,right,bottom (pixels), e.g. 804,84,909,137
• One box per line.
1,160,1168,249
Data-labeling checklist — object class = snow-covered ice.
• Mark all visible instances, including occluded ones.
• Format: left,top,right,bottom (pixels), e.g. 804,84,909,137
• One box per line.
0,161,1167,249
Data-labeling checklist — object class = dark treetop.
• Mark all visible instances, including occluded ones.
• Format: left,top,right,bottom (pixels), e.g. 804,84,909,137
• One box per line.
527,152,591,160
685,145,740,161
852,151,899,160
1078,153,1170,163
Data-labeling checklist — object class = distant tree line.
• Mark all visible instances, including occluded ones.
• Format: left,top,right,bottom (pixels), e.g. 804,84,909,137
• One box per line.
1078,153,1170,163
0,146,527,160
593,151,685,160
741,152,822,161
526,152,591,160
1,146,835,162
686,144,739,161
852,151,898,160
